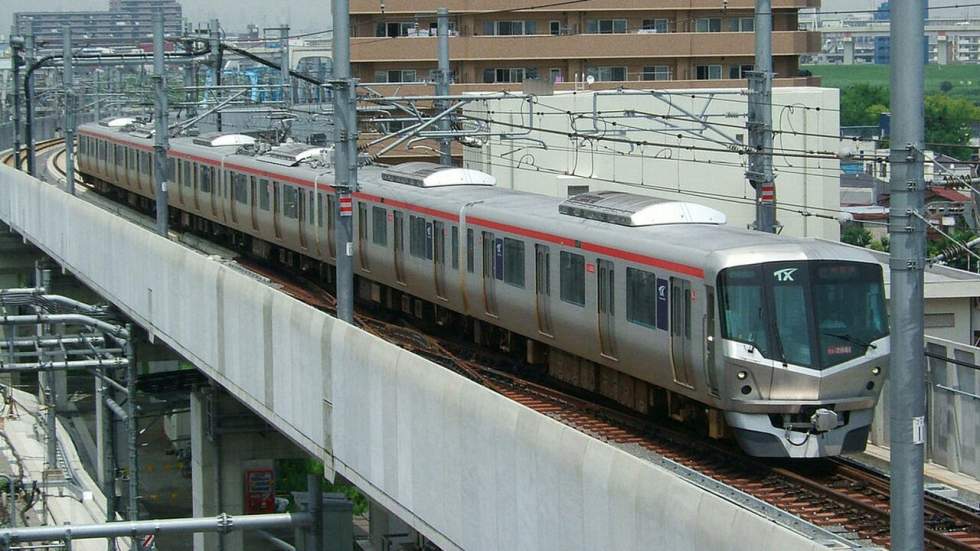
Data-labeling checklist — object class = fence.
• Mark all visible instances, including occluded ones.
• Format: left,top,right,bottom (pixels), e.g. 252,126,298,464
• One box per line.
0,113,96,153
870,335,980,480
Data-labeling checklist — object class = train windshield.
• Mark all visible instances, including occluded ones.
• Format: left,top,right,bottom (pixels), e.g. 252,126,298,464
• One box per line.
718,261,887,369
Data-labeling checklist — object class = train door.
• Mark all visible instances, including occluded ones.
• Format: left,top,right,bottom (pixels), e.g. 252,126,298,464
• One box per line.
393,210,405,283
704,286,719,396
535,244,553,337
482,231,497,316
670,277,694,388
299,188,309,250
273,182,283,240
433,220,446,299
597,259,617,358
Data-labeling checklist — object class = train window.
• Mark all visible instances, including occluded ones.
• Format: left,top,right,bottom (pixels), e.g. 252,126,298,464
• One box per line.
626,268,657,328
560,251,586,306
503,238,525,288
199,165,212,193
372,206,387,246
283,186,299,218
259,179,270,210
409,215,428,259
718,266,770,358
232,173,248,204
167,158,176,182
358,202,369,241
139,152,149,174
115,145,124,166
327,195,336,257
182,162,191,187
128,149,135,171
466,229,474,273
451,226,459,270
98,140,106,161
317,193,324,227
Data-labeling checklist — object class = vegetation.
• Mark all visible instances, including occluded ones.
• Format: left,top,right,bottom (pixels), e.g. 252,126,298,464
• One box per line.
841,225,873,248
804,64,980,103
276,459,369,516
928,228,979,272
837,83,980,159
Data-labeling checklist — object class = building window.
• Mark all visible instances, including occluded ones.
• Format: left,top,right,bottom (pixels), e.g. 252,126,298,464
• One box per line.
375,22,416,37
372,206,387,246
283,185,299,218
374,69,417,83
730,17,754,32
729,64,754,79
483,67,537,83
924,313,955,328
626,268,657,328
549,68,563,83
586,19,628,34
560,251,585,306
642,65,672,81
696,64,723,80
549,20,561,35
695,18,722,33
503,238,525,287
587,66,627,82
484,20,536,35
641,18,669,33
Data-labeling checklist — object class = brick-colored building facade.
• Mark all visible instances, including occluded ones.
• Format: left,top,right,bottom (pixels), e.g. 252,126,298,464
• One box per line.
348,0,822,94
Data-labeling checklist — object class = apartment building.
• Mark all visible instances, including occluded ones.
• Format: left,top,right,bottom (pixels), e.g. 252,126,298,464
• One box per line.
15,0,182,51
348,0,822,94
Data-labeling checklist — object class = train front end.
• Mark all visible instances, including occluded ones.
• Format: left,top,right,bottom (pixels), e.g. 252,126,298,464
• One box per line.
715,257,889,458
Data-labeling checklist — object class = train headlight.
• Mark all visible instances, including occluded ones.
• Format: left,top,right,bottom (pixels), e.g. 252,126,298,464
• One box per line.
737,370,748,380
872,366,881,376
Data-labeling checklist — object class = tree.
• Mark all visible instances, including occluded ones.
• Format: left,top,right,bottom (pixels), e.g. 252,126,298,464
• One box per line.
868,237,890,252
840,84,890,127
940,80,954,93
842,225,873,247
925,94,980,160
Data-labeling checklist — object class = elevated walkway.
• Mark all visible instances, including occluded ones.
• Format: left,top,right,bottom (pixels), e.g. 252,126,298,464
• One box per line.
0,164,833,550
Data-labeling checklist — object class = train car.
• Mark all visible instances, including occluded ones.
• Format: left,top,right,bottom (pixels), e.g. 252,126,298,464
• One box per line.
76,119,890,458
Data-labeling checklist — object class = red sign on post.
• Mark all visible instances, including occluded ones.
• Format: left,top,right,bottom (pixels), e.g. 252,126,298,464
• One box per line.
244,468,275,514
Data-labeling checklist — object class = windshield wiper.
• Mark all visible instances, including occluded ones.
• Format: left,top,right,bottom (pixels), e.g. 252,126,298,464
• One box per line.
823,332,877,351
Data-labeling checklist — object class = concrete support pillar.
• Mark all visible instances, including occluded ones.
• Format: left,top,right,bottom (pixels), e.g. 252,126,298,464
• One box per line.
190,389,219,551
369,500,417,549
191,388,311,551
937,35,950,65
843,36,855,65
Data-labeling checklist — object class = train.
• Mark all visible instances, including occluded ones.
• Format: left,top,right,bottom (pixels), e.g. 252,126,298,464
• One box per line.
76,118,890,458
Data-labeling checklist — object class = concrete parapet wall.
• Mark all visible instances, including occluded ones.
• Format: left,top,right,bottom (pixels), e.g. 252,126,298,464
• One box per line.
0,165,829,550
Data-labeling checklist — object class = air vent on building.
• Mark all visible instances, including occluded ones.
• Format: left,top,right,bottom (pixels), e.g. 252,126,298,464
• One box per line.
381,162,496,188
558,191,726,226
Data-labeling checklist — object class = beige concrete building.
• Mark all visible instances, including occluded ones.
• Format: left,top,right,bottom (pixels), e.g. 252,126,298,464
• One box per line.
348,0,823,95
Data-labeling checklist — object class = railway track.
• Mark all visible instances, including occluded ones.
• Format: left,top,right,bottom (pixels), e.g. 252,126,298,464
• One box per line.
17,139,980,550
1,138,65,168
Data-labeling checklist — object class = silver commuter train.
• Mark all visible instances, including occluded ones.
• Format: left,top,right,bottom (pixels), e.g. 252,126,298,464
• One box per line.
76,119,890,458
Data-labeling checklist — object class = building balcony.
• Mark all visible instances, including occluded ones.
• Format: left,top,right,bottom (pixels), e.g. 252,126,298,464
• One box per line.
350,0,819,14
352,31,820,63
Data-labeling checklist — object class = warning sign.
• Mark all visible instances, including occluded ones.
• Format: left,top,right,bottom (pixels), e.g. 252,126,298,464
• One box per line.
244,468,275,514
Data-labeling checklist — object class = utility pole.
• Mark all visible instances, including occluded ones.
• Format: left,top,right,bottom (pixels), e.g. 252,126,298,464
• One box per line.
184,35,197,118
747,0,776,233
888,0,926,549
280,25,291,107
210,19,222,132
94,70,102,121
124,328,138,550
24,31,36,176
332,0,358,324
63,26,76,194
10,31,24,171
435,8,452,166
152,9,170,237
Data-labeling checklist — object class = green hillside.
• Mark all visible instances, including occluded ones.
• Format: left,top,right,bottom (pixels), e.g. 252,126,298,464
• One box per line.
803,64,980,102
